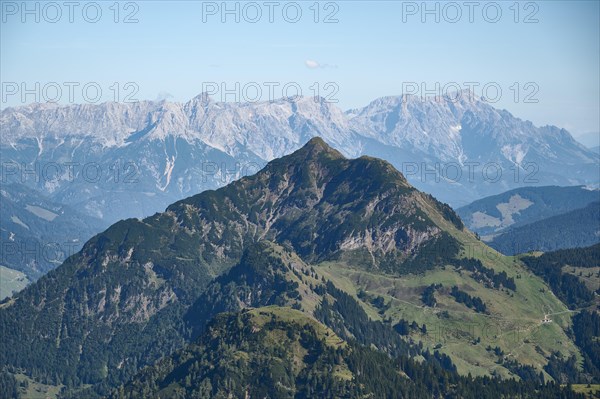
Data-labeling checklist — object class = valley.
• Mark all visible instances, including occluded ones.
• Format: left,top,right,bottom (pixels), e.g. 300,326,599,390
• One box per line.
0,266,29,300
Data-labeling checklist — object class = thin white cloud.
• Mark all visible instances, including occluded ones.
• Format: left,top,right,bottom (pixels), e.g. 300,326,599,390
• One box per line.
305,59,338,69
305,60,320,69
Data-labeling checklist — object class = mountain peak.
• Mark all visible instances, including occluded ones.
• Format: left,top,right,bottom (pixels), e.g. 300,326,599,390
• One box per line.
297,136,345,159
189,92,213,104
305,136,331,149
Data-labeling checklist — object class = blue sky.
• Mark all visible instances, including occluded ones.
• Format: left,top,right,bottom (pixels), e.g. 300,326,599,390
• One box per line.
1,1,599,140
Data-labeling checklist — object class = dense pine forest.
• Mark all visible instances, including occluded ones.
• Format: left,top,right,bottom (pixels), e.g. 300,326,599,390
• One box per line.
521,244,599,309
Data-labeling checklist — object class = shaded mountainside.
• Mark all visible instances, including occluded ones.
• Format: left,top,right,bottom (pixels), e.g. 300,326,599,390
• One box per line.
0,139,589,398
457,185,600,237
526,244,600,269
0,183,106,283
182,241,315,339
489,201,600,255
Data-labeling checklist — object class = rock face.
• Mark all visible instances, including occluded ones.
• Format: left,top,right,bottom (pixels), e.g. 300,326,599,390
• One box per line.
2,92,597,227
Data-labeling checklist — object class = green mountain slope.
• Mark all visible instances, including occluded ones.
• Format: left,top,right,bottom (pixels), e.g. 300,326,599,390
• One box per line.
519,245,600,384
0,138,587,397
113,307,359,399
111,307,584,399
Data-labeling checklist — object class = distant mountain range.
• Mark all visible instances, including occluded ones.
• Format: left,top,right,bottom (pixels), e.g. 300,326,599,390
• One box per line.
2,92,597,228
457,186,600,255
0,139,585,398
